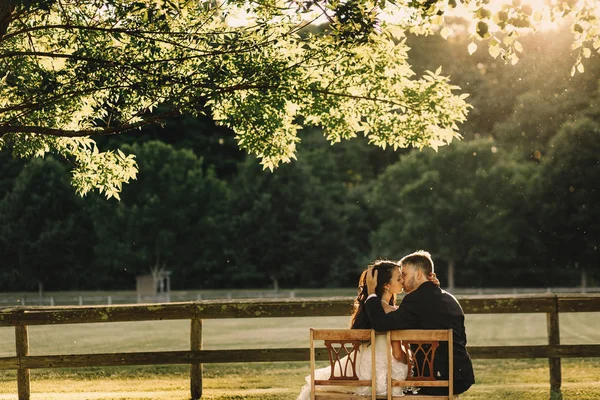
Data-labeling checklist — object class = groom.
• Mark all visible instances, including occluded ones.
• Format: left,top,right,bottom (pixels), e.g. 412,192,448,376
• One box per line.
365,250,475,395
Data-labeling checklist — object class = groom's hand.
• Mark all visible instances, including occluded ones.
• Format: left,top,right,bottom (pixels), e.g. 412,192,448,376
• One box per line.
366,268,377,295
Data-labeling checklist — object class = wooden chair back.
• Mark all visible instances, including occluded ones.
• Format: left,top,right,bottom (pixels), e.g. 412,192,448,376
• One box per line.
310,328,377,400
386,329,454,400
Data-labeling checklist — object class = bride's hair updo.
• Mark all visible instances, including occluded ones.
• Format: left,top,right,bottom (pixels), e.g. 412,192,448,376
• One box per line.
350,259,400,329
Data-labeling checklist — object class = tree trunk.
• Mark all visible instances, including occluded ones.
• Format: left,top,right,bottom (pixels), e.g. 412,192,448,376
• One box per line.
37,280,44,304
0,2,14,39
447,259,455,292
270,275,279,292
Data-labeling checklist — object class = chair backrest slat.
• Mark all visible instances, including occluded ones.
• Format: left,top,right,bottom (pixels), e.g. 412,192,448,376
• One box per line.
389,330,450,341
310,328,376,399
324,339,361,380
309,328,454,400
389,329,454,400
405,340,439,381
312,329,372,341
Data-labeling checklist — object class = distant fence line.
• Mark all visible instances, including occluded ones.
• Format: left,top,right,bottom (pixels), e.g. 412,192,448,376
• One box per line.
0,290,299,306
0,287,599,306
0,294,599,400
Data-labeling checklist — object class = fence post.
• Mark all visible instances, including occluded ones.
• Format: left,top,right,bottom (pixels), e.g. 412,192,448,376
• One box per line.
15,325,30,400
547,296,562,400
191,317,203,399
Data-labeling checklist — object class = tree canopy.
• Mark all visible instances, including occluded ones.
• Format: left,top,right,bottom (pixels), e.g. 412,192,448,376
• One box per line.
1,0,599,197
370,139,531,289
1,24,599,291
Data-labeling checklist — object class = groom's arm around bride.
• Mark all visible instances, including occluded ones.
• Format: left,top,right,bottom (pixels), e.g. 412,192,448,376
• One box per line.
365,250,475,395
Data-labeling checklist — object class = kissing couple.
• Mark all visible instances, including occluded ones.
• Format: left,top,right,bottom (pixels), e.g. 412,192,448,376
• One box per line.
297,250,475,399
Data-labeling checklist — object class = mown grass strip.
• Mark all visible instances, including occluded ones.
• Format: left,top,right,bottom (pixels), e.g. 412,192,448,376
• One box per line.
0,359,598,399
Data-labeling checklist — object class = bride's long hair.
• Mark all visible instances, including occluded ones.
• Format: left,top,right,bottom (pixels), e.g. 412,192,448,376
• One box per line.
350,260,400,329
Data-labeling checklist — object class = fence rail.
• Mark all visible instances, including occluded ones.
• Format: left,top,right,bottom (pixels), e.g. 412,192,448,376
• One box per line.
2,287,599,306
1,293,599,400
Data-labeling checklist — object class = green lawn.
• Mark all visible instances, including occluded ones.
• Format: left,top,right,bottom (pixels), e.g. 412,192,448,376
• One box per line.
0,313,598,399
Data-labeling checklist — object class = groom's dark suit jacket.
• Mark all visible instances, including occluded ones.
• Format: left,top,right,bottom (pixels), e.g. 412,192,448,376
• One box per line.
365,281,475,395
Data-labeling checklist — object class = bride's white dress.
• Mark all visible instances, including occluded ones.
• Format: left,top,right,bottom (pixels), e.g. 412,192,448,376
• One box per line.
297,335,414,399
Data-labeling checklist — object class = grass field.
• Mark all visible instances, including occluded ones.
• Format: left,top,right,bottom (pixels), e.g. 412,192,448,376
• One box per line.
0,313,598,399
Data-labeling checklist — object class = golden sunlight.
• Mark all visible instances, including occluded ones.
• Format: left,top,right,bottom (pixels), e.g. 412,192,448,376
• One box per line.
440,0,600,38
498,0,600,32
496,0,556,32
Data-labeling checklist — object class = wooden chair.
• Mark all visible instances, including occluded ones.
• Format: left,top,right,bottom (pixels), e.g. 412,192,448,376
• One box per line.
386,329,454,400
309,328,377,400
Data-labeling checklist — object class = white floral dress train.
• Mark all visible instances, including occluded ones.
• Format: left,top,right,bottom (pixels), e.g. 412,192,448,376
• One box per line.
297,335,415,399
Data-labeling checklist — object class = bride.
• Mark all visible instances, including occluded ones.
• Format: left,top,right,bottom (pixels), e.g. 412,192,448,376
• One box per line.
297,260,419,399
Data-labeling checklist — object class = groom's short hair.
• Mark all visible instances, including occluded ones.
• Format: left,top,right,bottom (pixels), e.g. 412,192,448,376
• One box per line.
400,250,434,275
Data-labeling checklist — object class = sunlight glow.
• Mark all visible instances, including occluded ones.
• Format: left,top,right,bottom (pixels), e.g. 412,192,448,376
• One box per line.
492,0,557,32
439,0,600,36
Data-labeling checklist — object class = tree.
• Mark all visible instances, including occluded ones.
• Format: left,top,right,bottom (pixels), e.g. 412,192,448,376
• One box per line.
0,143,26,194
90,140,230,289
293,128,398,284
533,117,600,287
0,157,94,294
369,139,531,289
230,156,348,289
487,24,600,160
0,0,474,198
6,1,598,197
95,112,245,179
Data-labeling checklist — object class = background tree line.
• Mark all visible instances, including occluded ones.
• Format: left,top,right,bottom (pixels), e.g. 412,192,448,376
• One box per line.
0,25,598,293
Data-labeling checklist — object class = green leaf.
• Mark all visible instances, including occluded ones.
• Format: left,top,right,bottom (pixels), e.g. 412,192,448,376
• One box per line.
476,21,489,38
440,27,450,40
514,40,523,53
489,44,501,59
468,42,478,55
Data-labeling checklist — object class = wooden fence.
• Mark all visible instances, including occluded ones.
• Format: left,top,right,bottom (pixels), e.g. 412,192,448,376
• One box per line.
0,293,599,400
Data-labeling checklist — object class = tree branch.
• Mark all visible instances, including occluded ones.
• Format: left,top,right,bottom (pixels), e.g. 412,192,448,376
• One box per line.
0,2,14,40
0,110,181,139
0,50,121,65
1,23,263,43
0,84,134,115
0,43,277,69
